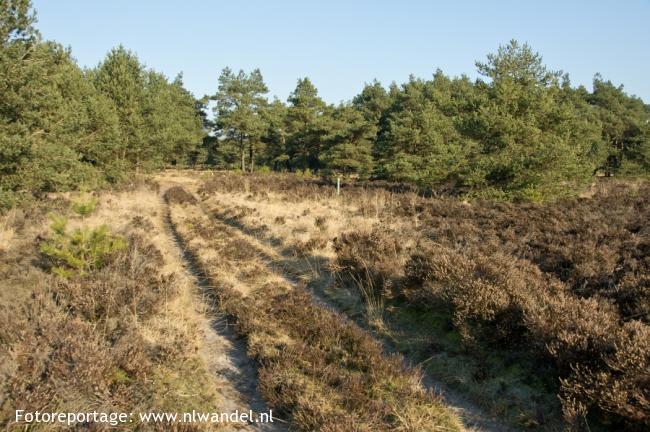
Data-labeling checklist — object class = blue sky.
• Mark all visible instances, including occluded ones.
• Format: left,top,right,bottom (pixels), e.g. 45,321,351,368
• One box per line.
33,0,650,103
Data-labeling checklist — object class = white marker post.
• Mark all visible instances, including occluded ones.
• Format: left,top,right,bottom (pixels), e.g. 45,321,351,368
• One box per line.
336,177,340,196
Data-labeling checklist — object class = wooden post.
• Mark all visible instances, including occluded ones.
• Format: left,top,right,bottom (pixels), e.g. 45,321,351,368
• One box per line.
336,177,340,196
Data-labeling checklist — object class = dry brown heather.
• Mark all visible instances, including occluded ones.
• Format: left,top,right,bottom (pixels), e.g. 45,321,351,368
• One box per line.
165,185,464,432
0,179,251,431
196,171,649,432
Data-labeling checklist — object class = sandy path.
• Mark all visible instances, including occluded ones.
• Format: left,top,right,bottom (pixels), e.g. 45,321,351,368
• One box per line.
163,203,285,431
142,173,285,431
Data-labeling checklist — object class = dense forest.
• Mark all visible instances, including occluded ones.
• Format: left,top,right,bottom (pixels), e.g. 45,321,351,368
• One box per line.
2,0,649,209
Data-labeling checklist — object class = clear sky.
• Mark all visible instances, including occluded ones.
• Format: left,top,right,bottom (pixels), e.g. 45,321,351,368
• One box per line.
32,0,650,103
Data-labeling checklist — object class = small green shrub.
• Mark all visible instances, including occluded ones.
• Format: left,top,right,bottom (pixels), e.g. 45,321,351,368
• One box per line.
295,168,313,178
199,170,214,181
40,216,125,277
71,196,97,217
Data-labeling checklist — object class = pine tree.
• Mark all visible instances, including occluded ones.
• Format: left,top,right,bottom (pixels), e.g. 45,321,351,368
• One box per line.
94,46,147,171
321,104,374,178
0,0,36,44
212,68,268,171
286,78,328,171
353,79,390,124
1,28,121,199
468,40,604,200
586,75,650,174
261,98,289,170
374,74,475,187
143,72,204,167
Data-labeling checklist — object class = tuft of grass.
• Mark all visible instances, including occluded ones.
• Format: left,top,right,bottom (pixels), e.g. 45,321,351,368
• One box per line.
314,215,328,232
344,262,386,330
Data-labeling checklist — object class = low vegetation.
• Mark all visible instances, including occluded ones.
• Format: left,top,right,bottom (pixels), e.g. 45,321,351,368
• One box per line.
39,208,126,277
196,171,649,431
3,168,647,430
166,185,464,431
3,0,648,430
0,182,226,431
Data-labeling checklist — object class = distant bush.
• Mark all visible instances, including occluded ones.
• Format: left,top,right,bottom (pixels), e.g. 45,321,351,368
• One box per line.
0,189,19,210
313,215,327,231
163,186,198,205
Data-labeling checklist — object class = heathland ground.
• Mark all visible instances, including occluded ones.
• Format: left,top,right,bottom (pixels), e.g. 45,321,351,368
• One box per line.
2,170,647,431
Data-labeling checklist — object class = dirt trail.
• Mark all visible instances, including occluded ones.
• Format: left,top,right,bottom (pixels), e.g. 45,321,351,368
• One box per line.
157,173,513,432
156,178,285,431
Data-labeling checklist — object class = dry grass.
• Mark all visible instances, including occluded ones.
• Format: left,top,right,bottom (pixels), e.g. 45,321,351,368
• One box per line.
166,185,464,432
9,169,642,431
0,181,240,431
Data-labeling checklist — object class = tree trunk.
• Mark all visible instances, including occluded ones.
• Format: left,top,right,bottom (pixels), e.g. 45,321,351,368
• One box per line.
249,140,255,172
240,134,246,172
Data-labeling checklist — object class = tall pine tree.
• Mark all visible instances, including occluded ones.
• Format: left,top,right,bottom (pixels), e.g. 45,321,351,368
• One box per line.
212,68,268,171
286,78,327,171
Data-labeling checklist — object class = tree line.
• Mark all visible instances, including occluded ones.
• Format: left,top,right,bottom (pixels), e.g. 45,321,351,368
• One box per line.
208,43,650,201
2,0,649,207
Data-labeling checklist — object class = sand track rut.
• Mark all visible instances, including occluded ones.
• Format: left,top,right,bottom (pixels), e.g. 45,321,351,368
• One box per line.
162,193,286,431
